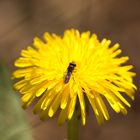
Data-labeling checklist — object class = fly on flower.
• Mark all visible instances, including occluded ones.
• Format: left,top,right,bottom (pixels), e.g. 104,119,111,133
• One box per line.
13,29,137,125
64,62,76,84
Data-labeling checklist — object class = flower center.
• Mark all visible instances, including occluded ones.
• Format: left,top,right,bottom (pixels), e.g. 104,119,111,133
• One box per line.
64,62,76,84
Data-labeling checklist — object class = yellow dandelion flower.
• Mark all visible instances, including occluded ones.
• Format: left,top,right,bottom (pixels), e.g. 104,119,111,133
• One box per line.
13,29,137,125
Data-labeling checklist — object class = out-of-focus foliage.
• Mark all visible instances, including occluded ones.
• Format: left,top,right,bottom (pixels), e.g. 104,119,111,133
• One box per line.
0,65,33,140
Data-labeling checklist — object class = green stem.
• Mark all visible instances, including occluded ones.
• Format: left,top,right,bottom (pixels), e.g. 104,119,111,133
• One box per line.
67,110,79,140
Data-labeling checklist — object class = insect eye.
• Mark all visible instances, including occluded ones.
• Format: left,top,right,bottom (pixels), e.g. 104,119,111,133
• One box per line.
70,62,76,67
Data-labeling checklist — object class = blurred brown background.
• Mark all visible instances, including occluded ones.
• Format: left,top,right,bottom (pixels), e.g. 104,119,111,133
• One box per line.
0,0,140,140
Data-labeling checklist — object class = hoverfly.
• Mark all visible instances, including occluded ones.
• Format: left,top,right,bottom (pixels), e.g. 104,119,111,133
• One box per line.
64,62,76,84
